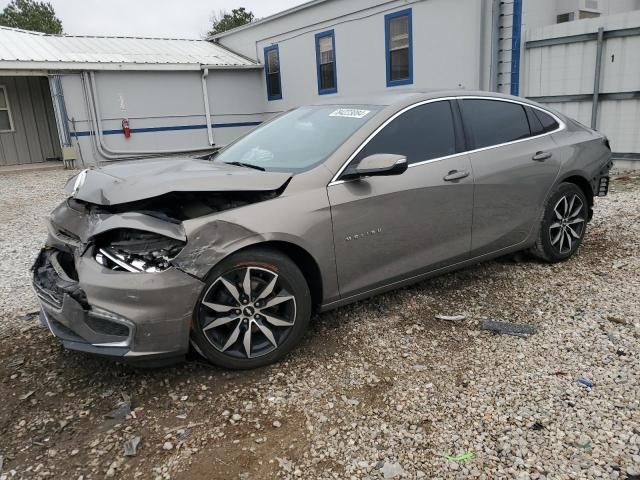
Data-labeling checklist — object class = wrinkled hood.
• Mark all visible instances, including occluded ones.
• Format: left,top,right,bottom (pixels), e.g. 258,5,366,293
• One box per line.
66,157,292,206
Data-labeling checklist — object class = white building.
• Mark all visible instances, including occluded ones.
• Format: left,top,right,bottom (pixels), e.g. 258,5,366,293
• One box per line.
0,0,638,167
0,26,265,167
213,0,640,165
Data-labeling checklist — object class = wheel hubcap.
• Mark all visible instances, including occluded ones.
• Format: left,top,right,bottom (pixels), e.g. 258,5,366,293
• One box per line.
199,267,296,359
549,194,585,254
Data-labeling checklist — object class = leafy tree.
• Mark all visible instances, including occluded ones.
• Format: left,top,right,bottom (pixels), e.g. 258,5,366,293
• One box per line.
0,0,63,34
208,7,254,35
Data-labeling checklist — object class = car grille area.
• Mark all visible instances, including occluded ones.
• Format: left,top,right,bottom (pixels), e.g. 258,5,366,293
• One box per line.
32,249,86,308
86,315,130,337
33,248,131,346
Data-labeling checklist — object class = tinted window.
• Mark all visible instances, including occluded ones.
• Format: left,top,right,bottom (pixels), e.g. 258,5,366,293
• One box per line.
462,100,531,149
534,109,560,133
352,101,456,167
526,107,544,136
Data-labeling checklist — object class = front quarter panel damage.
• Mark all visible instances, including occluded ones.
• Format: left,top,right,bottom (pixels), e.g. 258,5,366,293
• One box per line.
37,170,337,360
171,182,339,304
172,220,260,276
48,199,186,249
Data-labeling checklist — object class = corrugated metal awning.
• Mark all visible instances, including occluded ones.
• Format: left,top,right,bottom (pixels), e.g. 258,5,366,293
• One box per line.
0,26,260,71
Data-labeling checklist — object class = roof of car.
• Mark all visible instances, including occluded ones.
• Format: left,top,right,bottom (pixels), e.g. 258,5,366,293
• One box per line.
311,89,542,108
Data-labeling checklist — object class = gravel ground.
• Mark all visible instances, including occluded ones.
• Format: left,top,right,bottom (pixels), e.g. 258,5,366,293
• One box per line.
0,168,638,479
0,169,75,333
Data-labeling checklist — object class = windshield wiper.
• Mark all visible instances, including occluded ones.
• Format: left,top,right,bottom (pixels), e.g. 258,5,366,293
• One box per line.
224,161,266,172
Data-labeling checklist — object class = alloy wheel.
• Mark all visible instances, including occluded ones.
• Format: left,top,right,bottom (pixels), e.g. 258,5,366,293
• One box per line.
549,194,585,255
198,266,297,359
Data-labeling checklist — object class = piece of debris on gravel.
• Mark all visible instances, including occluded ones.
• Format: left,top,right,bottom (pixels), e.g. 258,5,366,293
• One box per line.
0,169,639,479
435,314,466,322
124,436,142,457
105,393,133,420
481,319,537,336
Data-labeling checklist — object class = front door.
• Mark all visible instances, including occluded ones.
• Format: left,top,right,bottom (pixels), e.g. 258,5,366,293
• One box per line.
328,100,474,299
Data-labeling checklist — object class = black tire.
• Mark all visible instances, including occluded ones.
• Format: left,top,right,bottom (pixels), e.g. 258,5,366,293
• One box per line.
191,248,311,369
530,182,589,263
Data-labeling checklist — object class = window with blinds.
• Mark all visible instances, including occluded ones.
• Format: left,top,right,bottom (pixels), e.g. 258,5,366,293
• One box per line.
385,9,413,87
315,30,337,94
264,45,282,101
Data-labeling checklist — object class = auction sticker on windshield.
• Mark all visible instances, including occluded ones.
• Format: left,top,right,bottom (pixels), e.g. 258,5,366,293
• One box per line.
329,109,371,119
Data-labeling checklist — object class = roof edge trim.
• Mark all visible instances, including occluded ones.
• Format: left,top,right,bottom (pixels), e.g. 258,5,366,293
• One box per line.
209,0,331,39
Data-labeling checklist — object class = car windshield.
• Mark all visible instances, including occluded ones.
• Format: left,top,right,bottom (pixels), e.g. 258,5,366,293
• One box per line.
214,105,382,172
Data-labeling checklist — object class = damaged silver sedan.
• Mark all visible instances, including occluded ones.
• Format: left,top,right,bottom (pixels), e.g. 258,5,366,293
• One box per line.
32,91,612,369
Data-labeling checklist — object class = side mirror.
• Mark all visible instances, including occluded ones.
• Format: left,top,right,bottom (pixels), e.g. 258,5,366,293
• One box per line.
343,154,408,180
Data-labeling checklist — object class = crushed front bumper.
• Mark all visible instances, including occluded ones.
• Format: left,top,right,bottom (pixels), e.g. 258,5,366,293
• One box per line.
32,247,204,365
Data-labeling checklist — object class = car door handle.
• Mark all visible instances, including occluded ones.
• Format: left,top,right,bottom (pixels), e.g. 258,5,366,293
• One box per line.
443,170,470,182
532,151,553,162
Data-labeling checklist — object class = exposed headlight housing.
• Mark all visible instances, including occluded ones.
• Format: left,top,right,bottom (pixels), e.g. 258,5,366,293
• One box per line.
94,229,185,273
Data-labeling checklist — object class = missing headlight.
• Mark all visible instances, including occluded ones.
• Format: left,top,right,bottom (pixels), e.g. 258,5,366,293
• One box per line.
94,229,185,273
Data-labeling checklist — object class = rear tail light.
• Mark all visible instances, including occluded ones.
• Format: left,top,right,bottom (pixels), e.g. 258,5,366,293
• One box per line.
598,177,609,196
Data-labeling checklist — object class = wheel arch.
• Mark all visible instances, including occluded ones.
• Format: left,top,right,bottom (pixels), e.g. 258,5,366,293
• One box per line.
557,173,594,220
232,240,324,311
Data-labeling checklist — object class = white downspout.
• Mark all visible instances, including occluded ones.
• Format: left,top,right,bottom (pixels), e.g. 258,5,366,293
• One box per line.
85,72,215,160
201,67,215,146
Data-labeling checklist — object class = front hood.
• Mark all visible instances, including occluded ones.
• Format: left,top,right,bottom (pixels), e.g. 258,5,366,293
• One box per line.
67,157,292,206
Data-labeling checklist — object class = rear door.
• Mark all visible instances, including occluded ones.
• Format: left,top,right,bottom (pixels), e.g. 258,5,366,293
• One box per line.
459,98,563,256
328,100,474,298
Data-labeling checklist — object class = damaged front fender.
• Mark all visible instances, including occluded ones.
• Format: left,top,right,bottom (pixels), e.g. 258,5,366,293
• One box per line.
47,198,186,251
171,220,263,278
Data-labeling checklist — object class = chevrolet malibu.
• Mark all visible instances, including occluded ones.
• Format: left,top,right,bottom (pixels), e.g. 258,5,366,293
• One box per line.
32,91,612,369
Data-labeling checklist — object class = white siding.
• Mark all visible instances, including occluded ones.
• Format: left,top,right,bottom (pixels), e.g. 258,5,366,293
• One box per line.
218,0,491,112
61,69,265,165
523,10,640,154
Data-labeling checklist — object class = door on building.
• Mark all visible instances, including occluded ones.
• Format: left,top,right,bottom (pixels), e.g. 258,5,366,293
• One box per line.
0,76,62,166
458,98,563,257
328,100,474,298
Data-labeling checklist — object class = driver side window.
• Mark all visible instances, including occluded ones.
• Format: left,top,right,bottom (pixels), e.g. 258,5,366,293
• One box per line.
351,100,457,169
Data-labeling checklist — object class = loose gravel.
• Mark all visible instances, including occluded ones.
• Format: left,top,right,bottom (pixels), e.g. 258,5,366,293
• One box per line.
0,168,638,480
0,169,75,334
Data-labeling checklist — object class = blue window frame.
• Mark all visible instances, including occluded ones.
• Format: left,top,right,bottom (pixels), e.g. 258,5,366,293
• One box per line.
264,44,282,101
315,29,337,95
385,8,413,87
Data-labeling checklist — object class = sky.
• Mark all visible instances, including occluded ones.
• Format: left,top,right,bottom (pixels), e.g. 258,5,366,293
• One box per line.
0,0,309,38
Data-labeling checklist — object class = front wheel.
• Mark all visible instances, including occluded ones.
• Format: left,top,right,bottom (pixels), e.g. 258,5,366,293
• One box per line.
191,248,311,369
530,182,589,263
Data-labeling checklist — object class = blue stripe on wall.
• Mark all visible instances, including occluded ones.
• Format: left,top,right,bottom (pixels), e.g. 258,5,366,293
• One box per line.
72,121,262,138
510,0,523,96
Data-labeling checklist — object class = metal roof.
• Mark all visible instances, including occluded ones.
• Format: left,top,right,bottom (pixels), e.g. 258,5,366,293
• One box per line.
0,26,260,71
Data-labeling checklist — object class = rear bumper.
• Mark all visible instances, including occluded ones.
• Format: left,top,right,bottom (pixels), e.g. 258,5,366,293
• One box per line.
32,248,204,364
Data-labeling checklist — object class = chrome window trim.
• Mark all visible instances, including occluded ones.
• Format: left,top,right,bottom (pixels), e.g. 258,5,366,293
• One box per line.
328,95,566,187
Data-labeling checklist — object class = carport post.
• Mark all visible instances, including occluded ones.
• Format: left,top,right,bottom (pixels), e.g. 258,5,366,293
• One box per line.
201,67,215,146
591,27,605,130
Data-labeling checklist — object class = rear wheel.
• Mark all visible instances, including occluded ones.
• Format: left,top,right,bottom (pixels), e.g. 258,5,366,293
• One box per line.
191,249,311,369
531,182,588,263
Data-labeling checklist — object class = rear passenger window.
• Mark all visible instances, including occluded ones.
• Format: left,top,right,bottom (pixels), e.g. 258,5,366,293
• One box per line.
353,101,456,166
526,107,544,136
533,109,560,133
462,99,531,149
